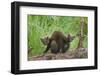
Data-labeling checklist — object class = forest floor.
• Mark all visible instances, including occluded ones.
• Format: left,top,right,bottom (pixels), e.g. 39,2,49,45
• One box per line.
28,48,88,61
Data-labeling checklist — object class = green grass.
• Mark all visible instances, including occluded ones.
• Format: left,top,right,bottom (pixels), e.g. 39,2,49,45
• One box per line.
28,15,88,57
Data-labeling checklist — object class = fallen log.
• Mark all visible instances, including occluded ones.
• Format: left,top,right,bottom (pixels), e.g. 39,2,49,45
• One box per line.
28,48,88,61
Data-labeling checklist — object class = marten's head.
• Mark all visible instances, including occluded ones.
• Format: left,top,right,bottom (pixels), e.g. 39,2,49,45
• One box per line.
67,34,75,42
40,37,49,45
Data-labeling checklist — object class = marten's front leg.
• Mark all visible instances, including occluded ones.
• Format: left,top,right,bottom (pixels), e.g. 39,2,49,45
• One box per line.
43,44,50,54
43,39,52,54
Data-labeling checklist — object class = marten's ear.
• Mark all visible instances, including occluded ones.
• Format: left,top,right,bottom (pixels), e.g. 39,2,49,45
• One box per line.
67,34,71,38
46,37,50,44
67,34,75,42
46,37,49,39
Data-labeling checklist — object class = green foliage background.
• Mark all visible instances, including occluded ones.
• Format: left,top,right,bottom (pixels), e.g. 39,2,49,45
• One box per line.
28,15,88,57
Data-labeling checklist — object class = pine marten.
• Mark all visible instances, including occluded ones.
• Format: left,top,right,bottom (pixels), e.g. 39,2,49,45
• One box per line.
41,31,75,54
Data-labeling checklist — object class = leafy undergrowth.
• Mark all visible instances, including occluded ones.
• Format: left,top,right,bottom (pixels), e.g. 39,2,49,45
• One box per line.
28,48,88,61
28,15,88,57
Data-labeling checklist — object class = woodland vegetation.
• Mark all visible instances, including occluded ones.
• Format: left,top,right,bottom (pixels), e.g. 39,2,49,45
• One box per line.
28,15,88,60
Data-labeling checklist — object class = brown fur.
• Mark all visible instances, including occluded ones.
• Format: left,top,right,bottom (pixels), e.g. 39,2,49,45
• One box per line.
43,31,75,54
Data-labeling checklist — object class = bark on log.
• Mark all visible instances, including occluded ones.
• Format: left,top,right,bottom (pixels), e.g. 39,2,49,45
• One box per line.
28,48,88,61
